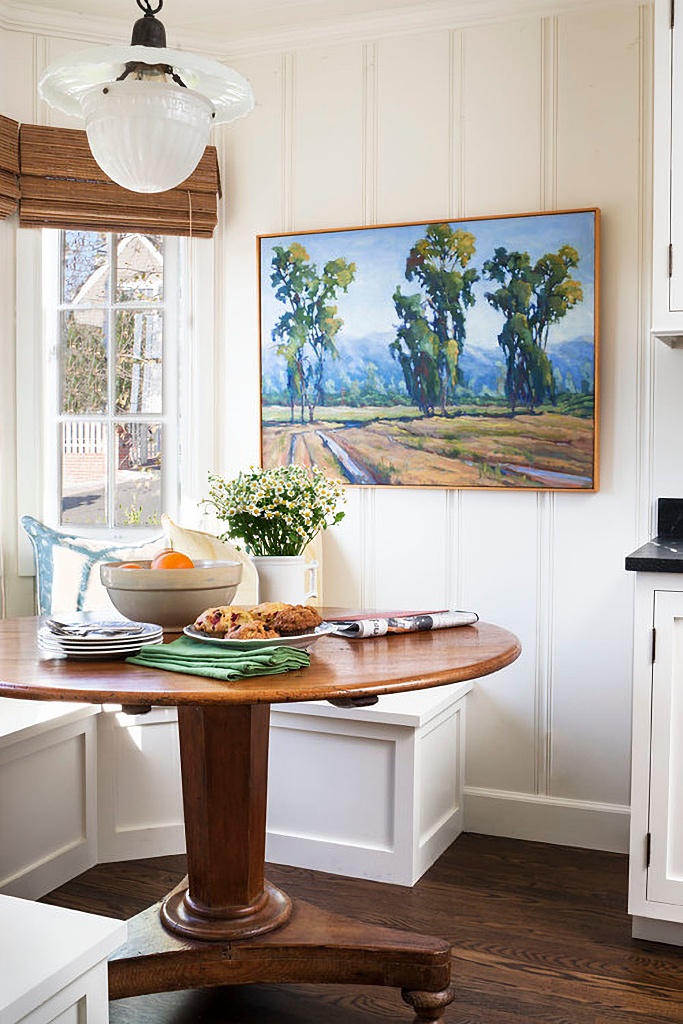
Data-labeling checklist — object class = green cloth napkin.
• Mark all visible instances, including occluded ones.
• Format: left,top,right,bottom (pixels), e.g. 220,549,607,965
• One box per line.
126,635,310,680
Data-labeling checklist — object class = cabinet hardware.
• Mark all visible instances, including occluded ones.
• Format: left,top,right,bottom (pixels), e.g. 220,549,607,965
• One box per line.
652,627,657,663
672,0,675,29
646,831,652,868
669,243,674,278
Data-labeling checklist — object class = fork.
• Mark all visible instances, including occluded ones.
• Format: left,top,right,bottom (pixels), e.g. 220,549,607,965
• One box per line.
45,619,145,636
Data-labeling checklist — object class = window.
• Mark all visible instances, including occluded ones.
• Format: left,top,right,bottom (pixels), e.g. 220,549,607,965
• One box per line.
43,230,180,531
16,225,216,574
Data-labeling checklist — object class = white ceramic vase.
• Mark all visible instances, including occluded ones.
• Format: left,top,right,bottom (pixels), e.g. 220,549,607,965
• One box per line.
251,555,318,605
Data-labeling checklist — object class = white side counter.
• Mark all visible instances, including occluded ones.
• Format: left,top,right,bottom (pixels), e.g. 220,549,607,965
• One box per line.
0,895,125,1024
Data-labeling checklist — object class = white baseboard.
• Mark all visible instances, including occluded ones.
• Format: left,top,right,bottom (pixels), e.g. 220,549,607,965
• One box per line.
631,915,683,946
464,787,630,854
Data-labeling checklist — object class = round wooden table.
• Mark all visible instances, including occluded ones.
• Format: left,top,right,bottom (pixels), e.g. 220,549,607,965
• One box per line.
0,616,520,1023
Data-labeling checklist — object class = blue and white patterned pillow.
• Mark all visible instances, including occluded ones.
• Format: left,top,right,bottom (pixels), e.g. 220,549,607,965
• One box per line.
21,515,165,615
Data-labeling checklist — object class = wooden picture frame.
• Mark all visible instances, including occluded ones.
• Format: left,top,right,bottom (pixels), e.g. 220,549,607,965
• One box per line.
258,208,599,490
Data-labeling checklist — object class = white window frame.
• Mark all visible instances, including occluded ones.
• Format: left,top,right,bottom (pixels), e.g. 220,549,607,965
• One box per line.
42,230,180,531
15,228,217,575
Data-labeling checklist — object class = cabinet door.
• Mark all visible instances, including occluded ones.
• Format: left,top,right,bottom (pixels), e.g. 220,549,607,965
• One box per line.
653,0,683,330
648,590,683,904
671,3,683,311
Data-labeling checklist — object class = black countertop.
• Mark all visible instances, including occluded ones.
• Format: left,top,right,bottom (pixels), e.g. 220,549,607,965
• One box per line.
626,498,683,572
625,537,683,573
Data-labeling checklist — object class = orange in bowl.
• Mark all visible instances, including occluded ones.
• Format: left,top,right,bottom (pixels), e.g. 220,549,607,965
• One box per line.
150,550,194,570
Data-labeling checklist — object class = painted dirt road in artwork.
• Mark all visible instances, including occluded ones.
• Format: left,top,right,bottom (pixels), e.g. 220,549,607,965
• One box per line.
259,210,598,489
261,404,595,488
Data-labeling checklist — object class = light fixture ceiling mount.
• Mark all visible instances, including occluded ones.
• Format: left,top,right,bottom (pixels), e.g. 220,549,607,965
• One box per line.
39,0,254,194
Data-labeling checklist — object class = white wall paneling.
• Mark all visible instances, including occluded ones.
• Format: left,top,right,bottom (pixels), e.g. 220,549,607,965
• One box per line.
371,489,451,610
551,6,644,807
459,492,541,796
462,19,543,216
214,53,286,477
0,1,654,853
291,45,366,230
374,31,452,224
0,26,35,617
0,26,35,122
321,489,367,608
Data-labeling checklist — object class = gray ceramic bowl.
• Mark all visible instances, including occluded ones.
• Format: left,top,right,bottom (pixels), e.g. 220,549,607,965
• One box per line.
99,559,242,631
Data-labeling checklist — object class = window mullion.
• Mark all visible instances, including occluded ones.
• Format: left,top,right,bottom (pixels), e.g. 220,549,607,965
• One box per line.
108,233,117,530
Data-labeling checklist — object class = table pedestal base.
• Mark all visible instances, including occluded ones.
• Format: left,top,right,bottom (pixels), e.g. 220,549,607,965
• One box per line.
109,893,454,1023
161,879,292,940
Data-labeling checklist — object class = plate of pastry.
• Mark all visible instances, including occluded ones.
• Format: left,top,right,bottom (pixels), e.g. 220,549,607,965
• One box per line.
184,602,336,650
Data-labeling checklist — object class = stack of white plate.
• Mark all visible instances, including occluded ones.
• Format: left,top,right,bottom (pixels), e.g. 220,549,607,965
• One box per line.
38,619,163,660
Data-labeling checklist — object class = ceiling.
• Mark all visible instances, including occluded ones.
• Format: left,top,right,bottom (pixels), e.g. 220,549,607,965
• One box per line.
5,0,466,41
2,0,625,56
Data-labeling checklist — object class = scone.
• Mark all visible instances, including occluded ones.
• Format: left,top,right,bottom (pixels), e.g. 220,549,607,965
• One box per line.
272,604,323,636
193,606,253,635
251,601,287,628
229,621,279,640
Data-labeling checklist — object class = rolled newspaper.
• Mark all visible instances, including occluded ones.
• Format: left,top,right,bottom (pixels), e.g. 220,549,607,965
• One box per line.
330,610,479,639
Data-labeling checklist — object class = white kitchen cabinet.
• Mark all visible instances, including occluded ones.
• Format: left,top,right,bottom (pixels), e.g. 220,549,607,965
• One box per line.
652,0,683,344
629,576,683,943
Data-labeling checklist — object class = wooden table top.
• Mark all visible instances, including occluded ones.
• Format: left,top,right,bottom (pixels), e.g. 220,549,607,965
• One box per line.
0,615,521,709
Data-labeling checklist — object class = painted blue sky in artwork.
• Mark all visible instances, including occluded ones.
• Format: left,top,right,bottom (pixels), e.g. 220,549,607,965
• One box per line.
259,210,597,353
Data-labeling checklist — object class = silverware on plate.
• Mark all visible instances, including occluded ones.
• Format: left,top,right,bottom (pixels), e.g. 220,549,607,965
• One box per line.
45,619,146,637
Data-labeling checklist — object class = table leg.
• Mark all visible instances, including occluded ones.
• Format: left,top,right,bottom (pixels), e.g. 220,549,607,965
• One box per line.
108,704,454,1021
161,704,291,940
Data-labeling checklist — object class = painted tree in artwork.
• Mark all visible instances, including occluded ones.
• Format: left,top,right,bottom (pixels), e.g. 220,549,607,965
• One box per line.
390,291,441,416
270,243,356,423
390,223,478,416
482,244,583,414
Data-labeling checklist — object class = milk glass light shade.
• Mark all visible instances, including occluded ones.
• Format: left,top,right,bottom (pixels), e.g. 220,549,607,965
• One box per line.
81,81,214,193
39,40,254,193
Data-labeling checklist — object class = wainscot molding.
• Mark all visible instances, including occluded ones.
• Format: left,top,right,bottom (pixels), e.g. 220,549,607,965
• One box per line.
464,786,630,854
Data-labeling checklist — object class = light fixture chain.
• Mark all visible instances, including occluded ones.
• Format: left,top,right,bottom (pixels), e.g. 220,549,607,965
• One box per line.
136,0,163,16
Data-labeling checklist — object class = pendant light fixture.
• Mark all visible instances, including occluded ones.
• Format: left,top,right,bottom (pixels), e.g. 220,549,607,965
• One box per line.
39,0,254,194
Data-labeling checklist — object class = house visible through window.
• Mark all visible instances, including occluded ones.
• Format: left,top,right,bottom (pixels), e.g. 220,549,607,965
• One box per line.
56,230,175,529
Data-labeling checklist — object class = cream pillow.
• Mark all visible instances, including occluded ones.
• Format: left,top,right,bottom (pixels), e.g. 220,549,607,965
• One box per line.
161,515,259,606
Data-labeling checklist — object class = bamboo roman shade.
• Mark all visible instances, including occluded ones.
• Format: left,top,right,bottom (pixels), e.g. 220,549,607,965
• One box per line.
18,124,220,237
0,115,20,219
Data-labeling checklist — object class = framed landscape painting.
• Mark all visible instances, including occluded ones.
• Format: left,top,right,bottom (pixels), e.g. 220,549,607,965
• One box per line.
258,208,599,490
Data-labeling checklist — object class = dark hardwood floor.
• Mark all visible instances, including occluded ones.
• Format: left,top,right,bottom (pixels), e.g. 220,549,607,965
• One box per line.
41,834,683,1023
